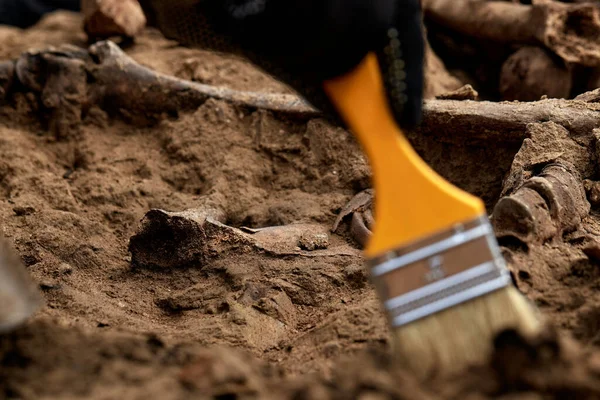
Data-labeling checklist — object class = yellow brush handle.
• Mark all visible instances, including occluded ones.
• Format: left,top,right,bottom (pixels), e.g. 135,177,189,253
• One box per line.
323,53,485,257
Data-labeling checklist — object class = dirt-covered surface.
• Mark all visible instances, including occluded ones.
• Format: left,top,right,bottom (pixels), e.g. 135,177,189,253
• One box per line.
3,11,600,400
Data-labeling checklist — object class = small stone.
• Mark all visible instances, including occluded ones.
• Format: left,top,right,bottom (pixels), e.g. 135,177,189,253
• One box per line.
321,342,340,358
58,262,73,275
82,0,146,39
343,264,367,288
13,206,36,216
584,180,600,208
357,393,388,400
436,84,479,101
231,310,247,325
583,240,600,262
298,232,329,251
84,106,109,128
40,280,60,290
588,351,600,374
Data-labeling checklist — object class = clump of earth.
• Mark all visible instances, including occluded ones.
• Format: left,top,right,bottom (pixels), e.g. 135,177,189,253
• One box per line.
3,11,600,400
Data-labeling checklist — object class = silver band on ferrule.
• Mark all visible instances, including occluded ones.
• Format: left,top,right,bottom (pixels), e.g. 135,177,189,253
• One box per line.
371,223,492,278
367,216,511,328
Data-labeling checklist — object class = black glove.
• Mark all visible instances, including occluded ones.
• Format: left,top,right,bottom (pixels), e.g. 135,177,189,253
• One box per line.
0,0,80,28
141,0,425,130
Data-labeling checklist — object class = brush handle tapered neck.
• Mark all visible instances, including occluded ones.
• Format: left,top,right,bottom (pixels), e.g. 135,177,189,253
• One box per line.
323,53,486,257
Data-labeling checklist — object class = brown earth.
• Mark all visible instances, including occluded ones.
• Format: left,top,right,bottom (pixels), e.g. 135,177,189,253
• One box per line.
3,11,600,400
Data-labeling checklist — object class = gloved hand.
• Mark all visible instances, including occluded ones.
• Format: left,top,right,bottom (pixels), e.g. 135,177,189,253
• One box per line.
140,0,425,130
0,0,80,28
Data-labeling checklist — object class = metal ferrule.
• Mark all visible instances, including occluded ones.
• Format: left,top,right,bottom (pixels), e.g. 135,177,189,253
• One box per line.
366,215,511,328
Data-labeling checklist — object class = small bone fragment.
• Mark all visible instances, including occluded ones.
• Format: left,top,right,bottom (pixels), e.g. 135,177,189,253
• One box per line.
129,208,358,269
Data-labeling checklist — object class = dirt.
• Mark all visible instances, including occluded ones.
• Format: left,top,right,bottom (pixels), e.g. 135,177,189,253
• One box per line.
499,47,573,102
3,10,600,400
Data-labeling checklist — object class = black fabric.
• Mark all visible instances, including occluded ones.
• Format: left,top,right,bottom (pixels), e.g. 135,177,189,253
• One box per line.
139,0,425,130
377,0,424,129
0,0,79,28
197,0,424,130
201,0,394,81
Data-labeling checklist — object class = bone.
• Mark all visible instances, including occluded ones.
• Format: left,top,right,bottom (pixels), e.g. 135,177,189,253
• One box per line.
6,40,600,147
492,186,558,244
500,46,573,101
435,84,479,101
11,40,320,140
422,0,600,66
492,163,589,244
418,97,600,144
128,207,359,269
0,237,43,334
490,122,592,245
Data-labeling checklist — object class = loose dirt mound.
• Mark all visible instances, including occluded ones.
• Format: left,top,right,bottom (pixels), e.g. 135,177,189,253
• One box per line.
2,11,600,400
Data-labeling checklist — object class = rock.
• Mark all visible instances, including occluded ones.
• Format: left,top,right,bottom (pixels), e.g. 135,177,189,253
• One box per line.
583,240,600,262
82,0,146,40
436,84,479,101
343,264,368,289
298,232,329,251
584,179,600,208
13,206,36,216
500,46,572,102
58,263,73,275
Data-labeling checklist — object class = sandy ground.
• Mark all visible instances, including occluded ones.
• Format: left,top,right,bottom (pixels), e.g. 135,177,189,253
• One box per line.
2,11,600,400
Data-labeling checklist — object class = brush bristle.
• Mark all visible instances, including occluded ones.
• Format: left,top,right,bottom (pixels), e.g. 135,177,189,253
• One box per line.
389,286,543,378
